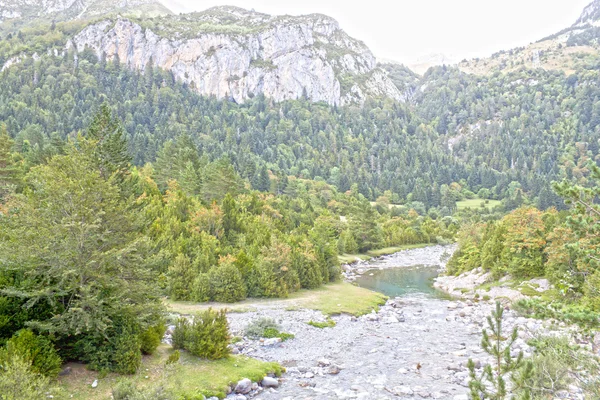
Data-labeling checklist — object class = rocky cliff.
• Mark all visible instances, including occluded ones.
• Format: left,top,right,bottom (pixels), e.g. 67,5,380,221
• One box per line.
66,7,403,106
574,0,600,27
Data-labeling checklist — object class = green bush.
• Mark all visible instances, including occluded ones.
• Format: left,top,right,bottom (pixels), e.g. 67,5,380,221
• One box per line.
165,350,180,365
78,316,142,374
171,318,189,350
172,309,230,360
192,273,211,302
111,327,142,374
525,336,599,398
1,329,62,377
245,317,280,339
0,353,57,400
186,309,230,359
140,321,166,355
208,263,247,303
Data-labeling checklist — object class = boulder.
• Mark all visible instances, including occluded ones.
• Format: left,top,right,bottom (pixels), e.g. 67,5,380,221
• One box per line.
234,378,252,394
262,376,279,388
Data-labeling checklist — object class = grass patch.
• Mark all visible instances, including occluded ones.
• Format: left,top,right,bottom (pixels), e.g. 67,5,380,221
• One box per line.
293,282,388,316
167,282,387,317
456,198,501,211
366,243,430,257
338,253,372,264
307,318,336,328
59,345,283,400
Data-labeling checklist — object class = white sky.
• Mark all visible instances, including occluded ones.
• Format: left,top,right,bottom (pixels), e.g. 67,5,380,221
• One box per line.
162,0,592,63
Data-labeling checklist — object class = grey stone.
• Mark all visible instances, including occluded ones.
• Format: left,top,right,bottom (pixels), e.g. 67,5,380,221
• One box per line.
262,376,279,388
234,378,252,394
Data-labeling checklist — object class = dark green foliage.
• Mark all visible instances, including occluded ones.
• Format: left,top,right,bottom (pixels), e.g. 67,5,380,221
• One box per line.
0,124,20,200
207,263,247,303
171,318,188,351
78,316,142,374
525,336,599,399
85,103,132,182
0,50,573,208
244,317,294,340
1,329,62,377
172,309,230,360
140,321,167,355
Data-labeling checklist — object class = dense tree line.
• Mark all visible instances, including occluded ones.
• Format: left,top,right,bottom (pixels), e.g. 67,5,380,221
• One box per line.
0,42,597,210
449,164,600,313
0,105,456,383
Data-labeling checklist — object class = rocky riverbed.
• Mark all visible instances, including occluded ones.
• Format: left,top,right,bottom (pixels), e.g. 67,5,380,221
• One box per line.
171,245,595,400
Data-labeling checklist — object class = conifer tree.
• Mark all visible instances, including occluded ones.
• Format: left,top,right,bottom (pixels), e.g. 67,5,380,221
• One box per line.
0,124,19,201
468,302,532,400
86,103,132,181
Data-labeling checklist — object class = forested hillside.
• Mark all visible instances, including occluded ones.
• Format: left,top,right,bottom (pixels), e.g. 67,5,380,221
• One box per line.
2,0,600,398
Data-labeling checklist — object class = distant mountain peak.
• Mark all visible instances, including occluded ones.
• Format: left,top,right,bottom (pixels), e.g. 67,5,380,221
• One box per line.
574,0,600,27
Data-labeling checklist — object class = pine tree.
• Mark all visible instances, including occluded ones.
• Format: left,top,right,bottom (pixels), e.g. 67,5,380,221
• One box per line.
0,124,20,201
86,103,132,181
468,302,532,400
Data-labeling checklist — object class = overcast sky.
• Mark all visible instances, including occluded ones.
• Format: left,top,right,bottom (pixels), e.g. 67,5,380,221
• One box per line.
162,0,592,63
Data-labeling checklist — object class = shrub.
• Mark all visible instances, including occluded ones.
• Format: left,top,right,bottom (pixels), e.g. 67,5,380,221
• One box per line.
78,316,142,374
245,317,280,339
185,309,230,359
525,336,599,398
208,263,247,303
165,350,180,365
171,318,189,350
111,327,142,374
0,353,57,400
172,309,230,360
192,273,211,302
140,321,166,355
1,329,62,377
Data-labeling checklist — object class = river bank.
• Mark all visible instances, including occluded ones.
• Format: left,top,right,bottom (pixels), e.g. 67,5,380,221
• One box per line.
198,245,593,400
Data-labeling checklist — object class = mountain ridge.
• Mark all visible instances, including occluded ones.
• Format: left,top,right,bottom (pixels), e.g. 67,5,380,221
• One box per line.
458,0,600,76
0,4,404,106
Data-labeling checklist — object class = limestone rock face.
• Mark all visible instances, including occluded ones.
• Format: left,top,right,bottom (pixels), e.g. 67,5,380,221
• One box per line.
67,7,403,106
574,0,600,27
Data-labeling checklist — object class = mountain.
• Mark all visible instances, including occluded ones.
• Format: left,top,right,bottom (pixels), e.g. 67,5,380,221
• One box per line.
408,53,458,75
0,3,403,106
458,1,600,76
574,0,600,27
63,6,402,106
0,0,171,24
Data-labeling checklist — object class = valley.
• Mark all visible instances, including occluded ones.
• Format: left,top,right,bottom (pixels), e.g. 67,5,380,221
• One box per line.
0,0,600,399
